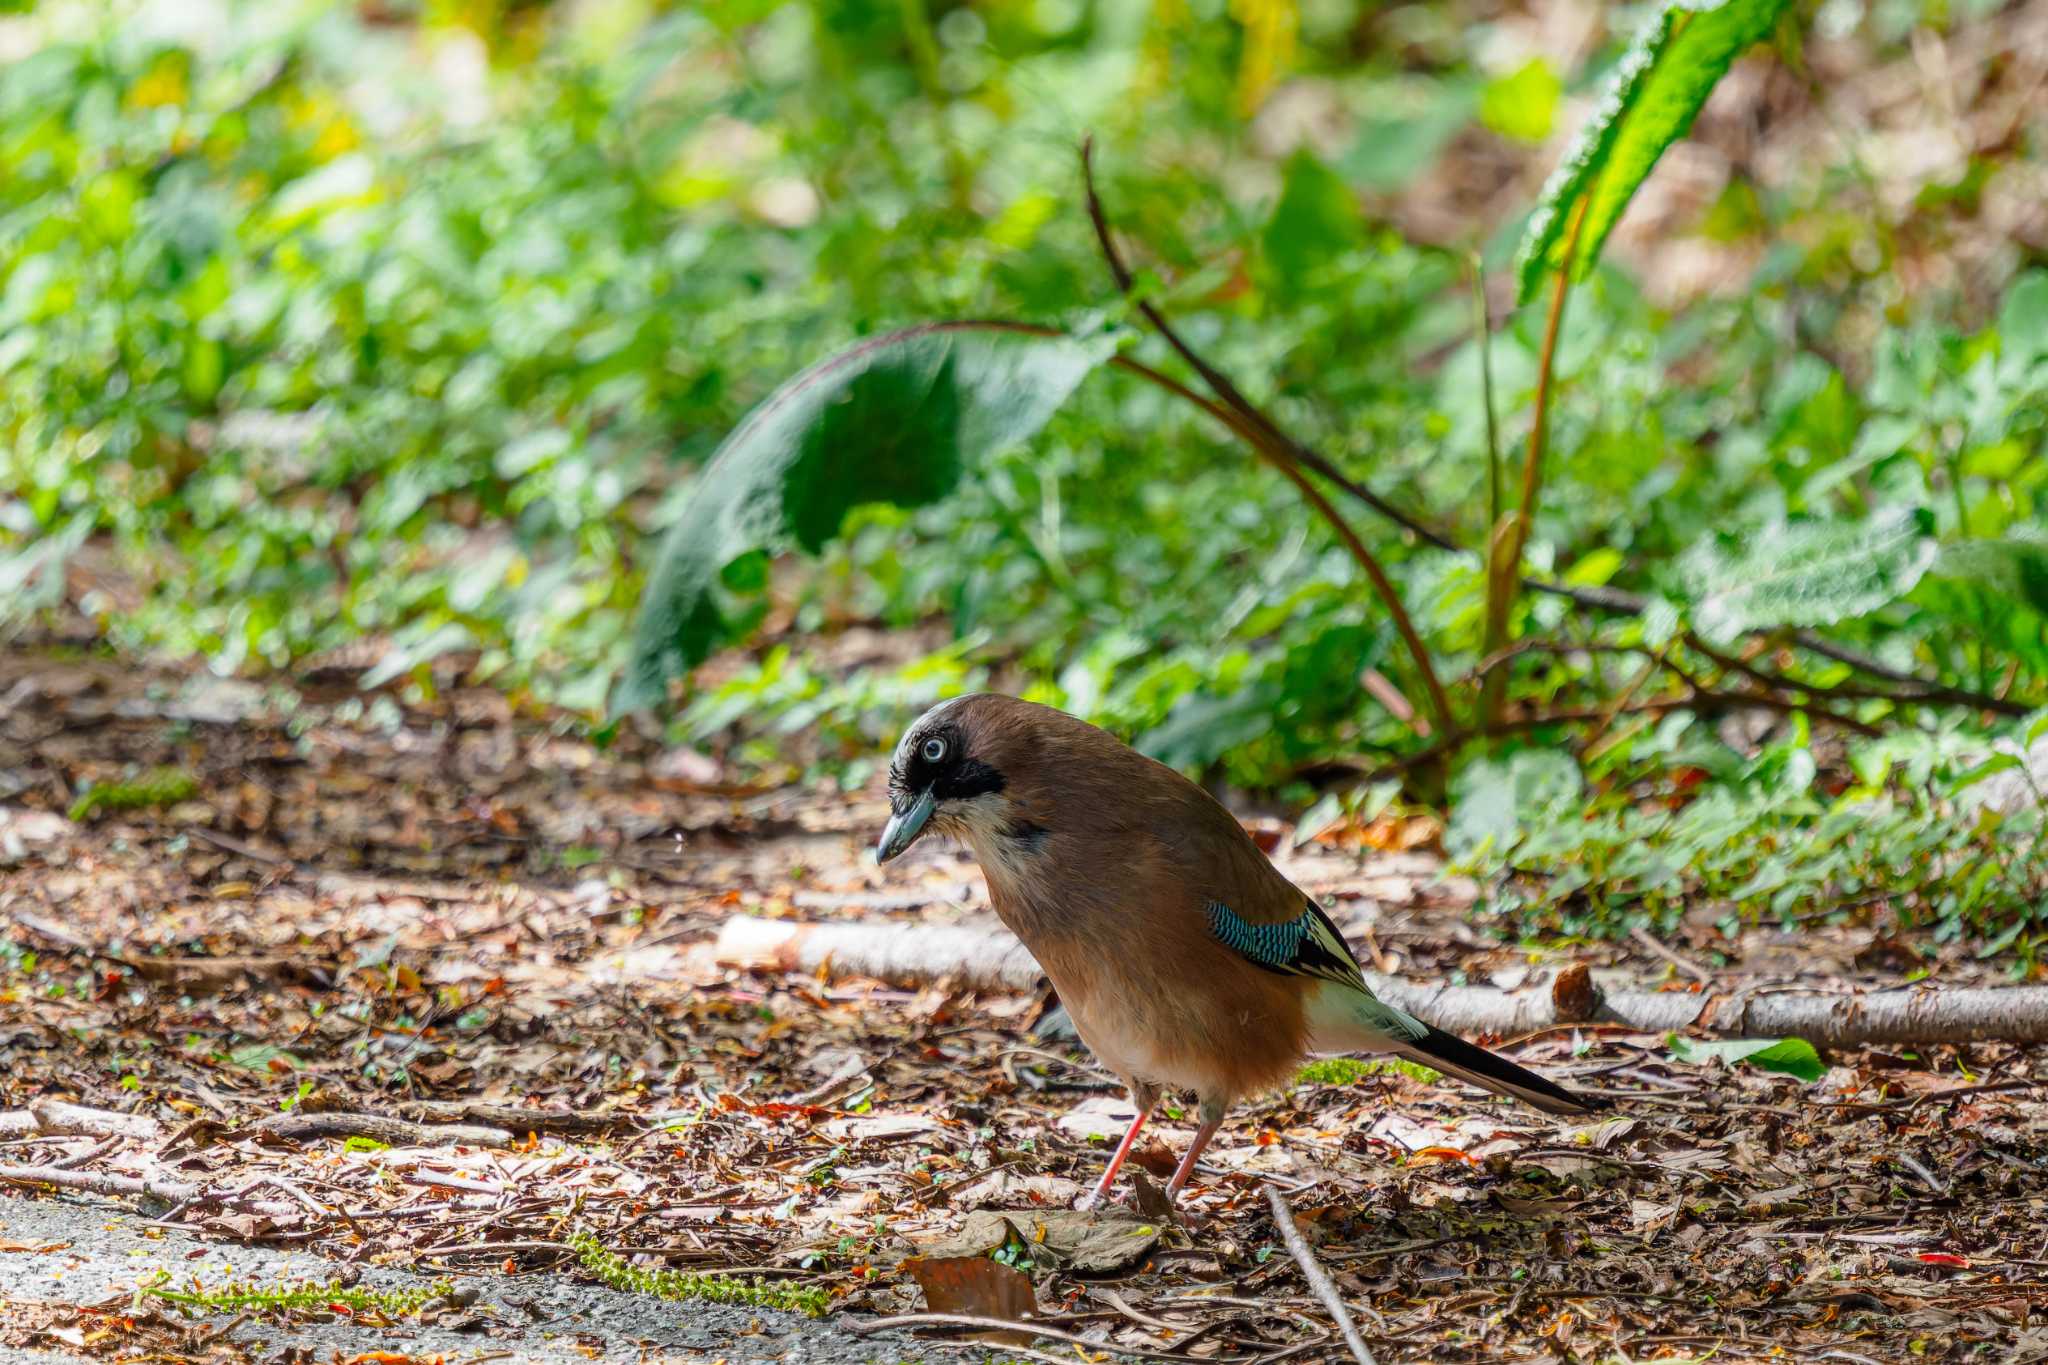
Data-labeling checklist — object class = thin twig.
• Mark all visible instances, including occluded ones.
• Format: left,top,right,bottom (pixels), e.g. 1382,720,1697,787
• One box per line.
848,1312,1242,1364
1628,925,1714,984
1081,139,1458,555
1264,1183,1378,1365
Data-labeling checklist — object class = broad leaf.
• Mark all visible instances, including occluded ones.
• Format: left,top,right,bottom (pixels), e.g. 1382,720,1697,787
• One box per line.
1514,0,1790,304
1668,1035,1824,1083
1686,506,1936,643
613,324,1114,715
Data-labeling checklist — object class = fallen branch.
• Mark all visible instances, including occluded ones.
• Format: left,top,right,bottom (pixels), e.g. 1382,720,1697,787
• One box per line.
1265,1183,1377,1365
244,1112,513,1148
714,916,2048,1047
0,1102,163,1141
848,1312,1218,1365
0,1163,197,1202
390,1101,621,1135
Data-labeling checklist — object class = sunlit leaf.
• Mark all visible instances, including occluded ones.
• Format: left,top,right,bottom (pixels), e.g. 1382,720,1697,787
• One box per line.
1514,0,1790,303
1684,506,1937,643
1479,59,1562,144
1668,1034,1824,1082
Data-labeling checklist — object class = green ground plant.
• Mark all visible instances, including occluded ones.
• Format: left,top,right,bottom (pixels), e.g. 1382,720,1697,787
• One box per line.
139,1270,455,1318
571,1232,831,1316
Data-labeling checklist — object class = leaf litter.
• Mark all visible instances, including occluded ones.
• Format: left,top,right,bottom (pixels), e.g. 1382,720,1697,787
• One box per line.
2,640,2047,1362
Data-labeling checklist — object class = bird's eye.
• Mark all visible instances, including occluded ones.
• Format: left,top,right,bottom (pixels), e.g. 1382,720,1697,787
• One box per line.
921,736,948,764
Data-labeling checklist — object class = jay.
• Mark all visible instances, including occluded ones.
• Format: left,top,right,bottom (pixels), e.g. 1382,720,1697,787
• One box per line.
875,693,1602,1209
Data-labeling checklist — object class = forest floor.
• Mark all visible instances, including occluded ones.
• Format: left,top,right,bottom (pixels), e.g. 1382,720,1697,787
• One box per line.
2,636,2047,1364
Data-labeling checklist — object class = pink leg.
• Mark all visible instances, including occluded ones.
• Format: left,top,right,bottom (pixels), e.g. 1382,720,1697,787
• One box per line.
1163,1111,1226,1201
1078,1100,1155,1210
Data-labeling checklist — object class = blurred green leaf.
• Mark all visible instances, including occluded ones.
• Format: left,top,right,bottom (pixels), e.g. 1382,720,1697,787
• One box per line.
614,324,1114,715
1479,59,1561,144
1685,506,1937,643
1923,536,2048,616
1262,150,1363,302
2000,269,2048,359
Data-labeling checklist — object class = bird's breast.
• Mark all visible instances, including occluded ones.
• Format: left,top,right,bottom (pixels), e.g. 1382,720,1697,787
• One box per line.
993,887,1310,1104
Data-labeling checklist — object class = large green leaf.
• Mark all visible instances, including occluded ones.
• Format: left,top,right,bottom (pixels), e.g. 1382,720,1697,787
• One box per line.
1686,506,1937,643
612,323,1114,715
1668,1035,1824,1083
1514,0,1790,304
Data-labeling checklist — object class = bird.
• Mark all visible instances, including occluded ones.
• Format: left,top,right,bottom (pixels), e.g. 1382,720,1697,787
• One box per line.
874,693,1604,1210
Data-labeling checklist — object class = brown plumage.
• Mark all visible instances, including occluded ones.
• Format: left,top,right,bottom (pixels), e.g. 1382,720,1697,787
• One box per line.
875,693,1602,1208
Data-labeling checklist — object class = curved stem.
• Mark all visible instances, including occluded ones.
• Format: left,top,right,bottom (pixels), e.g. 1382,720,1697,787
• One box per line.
1480,196,1588,727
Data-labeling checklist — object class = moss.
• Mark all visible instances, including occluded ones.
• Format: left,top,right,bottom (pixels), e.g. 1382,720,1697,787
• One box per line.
140,1272,454,1318
570,1233,829,1317
1295,1056,1442,1087
67,767,198,821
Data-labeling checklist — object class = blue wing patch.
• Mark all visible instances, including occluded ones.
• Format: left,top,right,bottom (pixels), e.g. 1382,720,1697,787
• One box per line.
1205,901,1307,967
1205,898,1366,988
1206,898,1429,1042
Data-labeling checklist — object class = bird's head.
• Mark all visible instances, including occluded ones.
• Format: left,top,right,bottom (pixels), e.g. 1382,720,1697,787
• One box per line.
875,694,1059,864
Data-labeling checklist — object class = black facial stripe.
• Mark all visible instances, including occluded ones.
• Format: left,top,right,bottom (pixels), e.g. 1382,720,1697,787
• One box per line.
934,757,1004,801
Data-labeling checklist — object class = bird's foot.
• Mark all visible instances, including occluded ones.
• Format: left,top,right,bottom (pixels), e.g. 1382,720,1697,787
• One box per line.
1074,1185,1120,1214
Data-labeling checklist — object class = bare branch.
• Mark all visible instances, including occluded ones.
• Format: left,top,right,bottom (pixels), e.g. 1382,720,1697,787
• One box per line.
1266,1183,1379,1365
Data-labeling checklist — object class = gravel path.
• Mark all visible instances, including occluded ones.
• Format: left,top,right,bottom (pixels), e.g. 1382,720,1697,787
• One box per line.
0,1193,932,1363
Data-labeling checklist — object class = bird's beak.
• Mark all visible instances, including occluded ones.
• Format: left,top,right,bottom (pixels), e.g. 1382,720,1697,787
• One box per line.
875,788,937,865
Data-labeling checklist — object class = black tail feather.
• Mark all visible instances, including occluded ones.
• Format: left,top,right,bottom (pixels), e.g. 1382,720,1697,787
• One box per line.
1396,1024,1607,1116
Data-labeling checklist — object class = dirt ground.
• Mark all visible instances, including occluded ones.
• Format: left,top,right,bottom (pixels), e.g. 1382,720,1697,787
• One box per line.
3,636,2048,1364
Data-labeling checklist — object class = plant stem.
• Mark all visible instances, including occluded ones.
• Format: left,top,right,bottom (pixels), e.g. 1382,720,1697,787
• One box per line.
1472,250,1501,537
1480,196,1588,728
1064,145,2027,721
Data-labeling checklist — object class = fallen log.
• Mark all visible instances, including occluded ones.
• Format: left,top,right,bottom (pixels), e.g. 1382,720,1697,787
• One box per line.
0,1102,163,1140
714,915,2048,1047
243,1112,513,1148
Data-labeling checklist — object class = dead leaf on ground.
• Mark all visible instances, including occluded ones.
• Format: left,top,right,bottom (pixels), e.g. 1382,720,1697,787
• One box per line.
903,1254,1036,1325
924,1209,1164,1275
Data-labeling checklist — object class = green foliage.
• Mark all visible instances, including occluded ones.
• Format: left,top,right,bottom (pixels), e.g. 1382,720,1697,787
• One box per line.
1453,719,2048,945
571,1232,829,1316
1682,506,1938,643
1668,1035,1825,1082
1515,0,1791,302
1479,60,1562,145
1263,151,1365,302
1296,1056,1442,1086
140,1271,454,1318
616,324,1112,715
68,768,197,821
